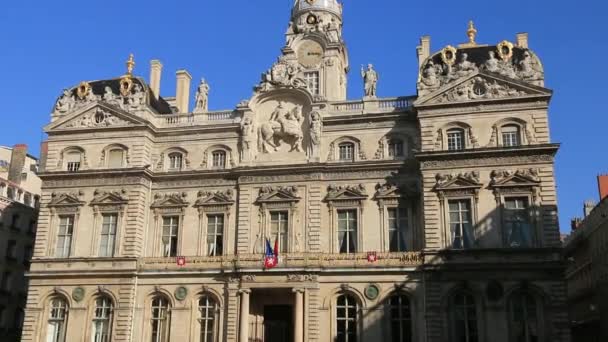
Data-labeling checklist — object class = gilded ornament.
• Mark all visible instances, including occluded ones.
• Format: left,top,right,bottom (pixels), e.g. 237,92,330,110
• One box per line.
497,40,514,62
120,76,134,97
76,81,91,100
126,53,135,76
467,20,478,45
441,45,458,66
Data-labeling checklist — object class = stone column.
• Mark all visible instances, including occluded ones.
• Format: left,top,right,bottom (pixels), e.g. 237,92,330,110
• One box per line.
293,288,305,342
239,289,251,342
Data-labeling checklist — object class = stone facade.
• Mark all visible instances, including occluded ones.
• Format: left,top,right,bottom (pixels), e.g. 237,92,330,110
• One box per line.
564,179,608,342
0,145,41,341
24,1,569,342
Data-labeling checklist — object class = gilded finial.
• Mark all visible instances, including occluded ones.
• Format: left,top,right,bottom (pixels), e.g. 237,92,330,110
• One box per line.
126,53,135,76
467,20,478,45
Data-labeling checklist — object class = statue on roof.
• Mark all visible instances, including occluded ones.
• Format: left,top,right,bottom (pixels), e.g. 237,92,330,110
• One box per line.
194,78,210,112
54,89,76,115
517,51,543,81
361,64,378,98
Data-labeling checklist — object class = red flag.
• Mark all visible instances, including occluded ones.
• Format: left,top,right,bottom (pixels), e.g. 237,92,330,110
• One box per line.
367,252,378,263
177,256,186,266
264,239,278,269
273,234,279,258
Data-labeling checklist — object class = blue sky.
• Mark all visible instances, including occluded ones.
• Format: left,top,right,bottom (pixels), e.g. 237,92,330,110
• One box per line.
1,0,605,231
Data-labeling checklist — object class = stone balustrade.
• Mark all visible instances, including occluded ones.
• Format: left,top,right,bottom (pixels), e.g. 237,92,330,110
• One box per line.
138,252,423,271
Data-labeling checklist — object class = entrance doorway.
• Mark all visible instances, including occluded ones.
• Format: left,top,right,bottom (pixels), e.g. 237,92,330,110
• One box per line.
264,305,292,342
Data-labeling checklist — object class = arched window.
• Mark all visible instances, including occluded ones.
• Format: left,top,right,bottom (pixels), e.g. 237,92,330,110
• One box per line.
338,142,355,161
211,151,227,169
449,292,478,342
92,297,113,342
501,125,521,147
446,129,465,151
151,296,170,342
388,139,405,158
508,291,541,342
198,295,218,342
336,294,358,342
66,151,82,172
388,294,412,342
47,298,68,342
108,148,125,168
168,153,183,171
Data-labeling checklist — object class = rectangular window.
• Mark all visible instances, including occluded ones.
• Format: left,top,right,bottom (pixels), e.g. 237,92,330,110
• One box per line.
388,208,409,252
169,154,183,170
501,126,521,147
270,211,289,253
338,209,358,253
212,151,226,169
6,240,17,260
447,130,465,151
339,143,354,161
108,149,124,168
1,272,11,292
11,214,20,231
66,152,81,172
206,214,224,256
99,214,118,257
388,140,404,158
504,197,532,248
448,200,474,249
162,216,179,257
56,216,74,258
304,71,320,96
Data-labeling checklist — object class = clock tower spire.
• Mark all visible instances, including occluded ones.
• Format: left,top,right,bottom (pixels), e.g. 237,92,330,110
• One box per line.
280,0,348,101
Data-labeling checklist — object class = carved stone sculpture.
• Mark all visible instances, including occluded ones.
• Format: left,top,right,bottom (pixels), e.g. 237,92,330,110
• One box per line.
484,51,500,73
420,60,442,89
128,84,146,111
448,53,478,81
361,64,378,98
54,89,76,115
256,57,307,92
258,103,304,154
194,78,210,112
517,51,543,81
240,117,256,162
308,111,322,159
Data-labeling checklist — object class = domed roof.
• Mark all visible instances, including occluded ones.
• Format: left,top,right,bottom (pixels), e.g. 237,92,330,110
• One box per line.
293,0,342,17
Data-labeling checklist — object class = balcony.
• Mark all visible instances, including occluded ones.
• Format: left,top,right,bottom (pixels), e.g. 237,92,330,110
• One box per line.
138,252,423,272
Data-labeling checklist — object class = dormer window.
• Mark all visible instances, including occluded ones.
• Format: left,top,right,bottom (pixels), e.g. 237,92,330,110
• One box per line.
168,153,183,171
446,129,465,151
501,125,521,147
66,152,81,172
388,139,404,158
212,151,227,169
339,143,354,161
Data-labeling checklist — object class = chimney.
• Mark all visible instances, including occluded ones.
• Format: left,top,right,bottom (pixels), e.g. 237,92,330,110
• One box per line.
39,141,49,173
417,36,431,68
584,200,596,217
150,60,163,100
516,33,529,49
175,70,192,114
570,218,582,231
8,144,27,184
598,175,608,200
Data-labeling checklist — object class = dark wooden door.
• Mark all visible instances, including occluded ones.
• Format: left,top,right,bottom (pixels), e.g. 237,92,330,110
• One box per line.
264,305,292,342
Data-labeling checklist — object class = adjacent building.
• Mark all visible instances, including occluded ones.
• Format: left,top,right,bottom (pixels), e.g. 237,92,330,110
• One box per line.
24,1,569,341
0,144,41,341
564,175,608,342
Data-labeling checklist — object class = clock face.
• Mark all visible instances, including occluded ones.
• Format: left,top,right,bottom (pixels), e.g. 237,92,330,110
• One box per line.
297,40,324,67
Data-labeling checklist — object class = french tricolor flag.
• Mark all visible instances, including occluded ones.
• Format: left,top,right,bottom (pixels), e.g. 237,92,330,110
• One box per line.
264,238,279,269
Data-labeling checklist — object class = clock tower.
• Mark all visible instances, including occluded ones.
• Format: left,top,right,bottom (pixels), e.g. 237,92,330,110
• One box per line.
282,0,349,101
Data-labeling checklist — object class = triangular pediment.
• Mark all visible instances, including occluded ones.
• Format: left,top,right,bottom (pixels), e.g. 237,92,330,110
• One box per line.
257,186,301,203
151,193,189,208
48,192,85,207
46,103,145,131
90,190,128,206
435,173,482,191
325,184,368,202
195,190,235,207
415,72,552,106
490,169,540,188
